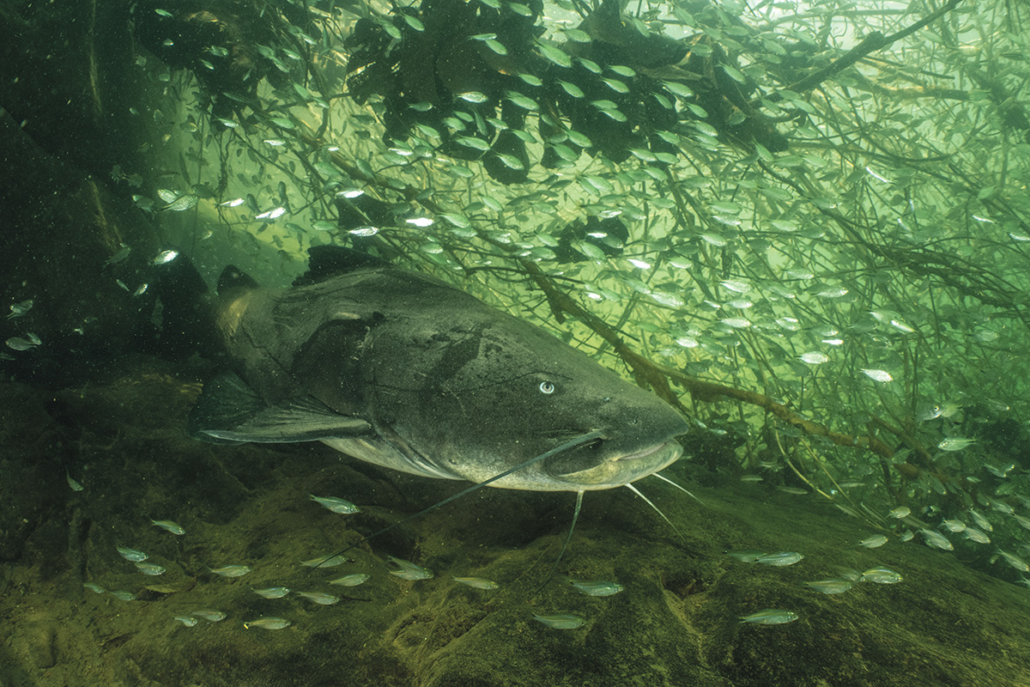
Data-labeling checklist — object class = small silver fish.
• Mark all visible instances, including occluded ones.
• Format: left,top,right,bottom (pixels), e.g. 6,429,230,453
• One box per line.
309,494,360,514
173,616,199,627
135,562,166,576
941,519,966,533
802,579,852,595
6,335,40,351
152,249,180,265
296,591,340,605
191,609,227,622
755,551,804,566
937,437,975,451
724,549,765,563
919,529,953,551
109,590,136,601
7,299,33,318
858,535,888,549
66,470,84,492
244,617,291,630
452,576,500,590
330,574,370,587
969,510,993,531
151,519,185,535
106,245,131,266
861,369,892,383
916,403,943,422
385,555,433,580
964,527,991,544
888,507,910,519
210,565,251,577
990,499,1014,515
1011,514,1030,532
253,587,291,599
117,546,148,562
569,579,624,597
83,582,106,594
830,566,862,582
739,609,798,625
775,486,808,495
301,555,348,568
994,549,1030,573
861,567,903,584
533,613,586,630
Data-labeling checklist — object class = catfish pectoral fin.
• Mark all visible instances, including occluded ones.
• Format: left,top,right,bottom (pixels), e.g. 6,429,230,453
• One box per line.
188,372,370,444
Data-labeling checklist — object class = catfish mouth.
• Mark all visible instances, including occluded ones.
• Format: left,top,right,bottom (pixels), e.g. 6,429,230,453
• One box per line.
614,441,668,463
543,434,684,490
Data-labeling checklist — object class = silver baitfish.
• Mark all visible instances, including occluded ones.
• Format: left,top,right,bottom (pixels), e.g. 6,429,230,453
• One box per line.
117,546,148,562
861,567,903,584
151,519,185,535
244,617,291,630
309,494,360,514
569,579,624,597
135,562,166,576
803,579,853,595
296,591,341,605
191,609,227,622
533,613,586,630
386,555,433,581
301,555,348,568
754,552,804,566
739,609,799,625
452,576,499,590
330,574,370,587
858,535,888,548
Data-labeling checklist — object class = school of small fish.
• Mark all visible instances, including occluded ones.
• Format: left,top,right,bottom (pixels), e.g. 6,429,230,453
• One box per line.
73,457,1030,639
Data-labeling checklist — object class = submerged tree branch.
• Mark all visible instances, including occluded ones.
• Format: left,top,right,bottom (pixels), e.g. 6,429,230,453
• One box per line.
767,0,963,100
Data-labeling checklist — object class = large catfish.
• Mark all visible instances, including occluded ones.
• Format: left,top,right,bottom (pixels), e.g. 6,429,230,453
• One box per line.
188,246,688,493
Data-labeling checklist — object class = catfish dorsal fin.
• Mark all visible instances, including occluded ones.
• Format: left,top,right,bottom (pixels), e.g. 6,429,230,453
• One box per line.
294,246,392,286
217,265,259,295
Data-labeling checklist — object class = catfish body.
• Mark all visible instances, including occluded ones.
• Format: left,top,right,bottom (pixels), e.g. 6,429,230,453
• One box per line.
189,247,688,491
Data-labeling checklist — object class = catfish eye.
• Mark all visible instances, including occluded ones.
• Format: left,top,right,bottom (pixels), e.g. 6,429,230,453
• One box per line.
539,381,556,395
